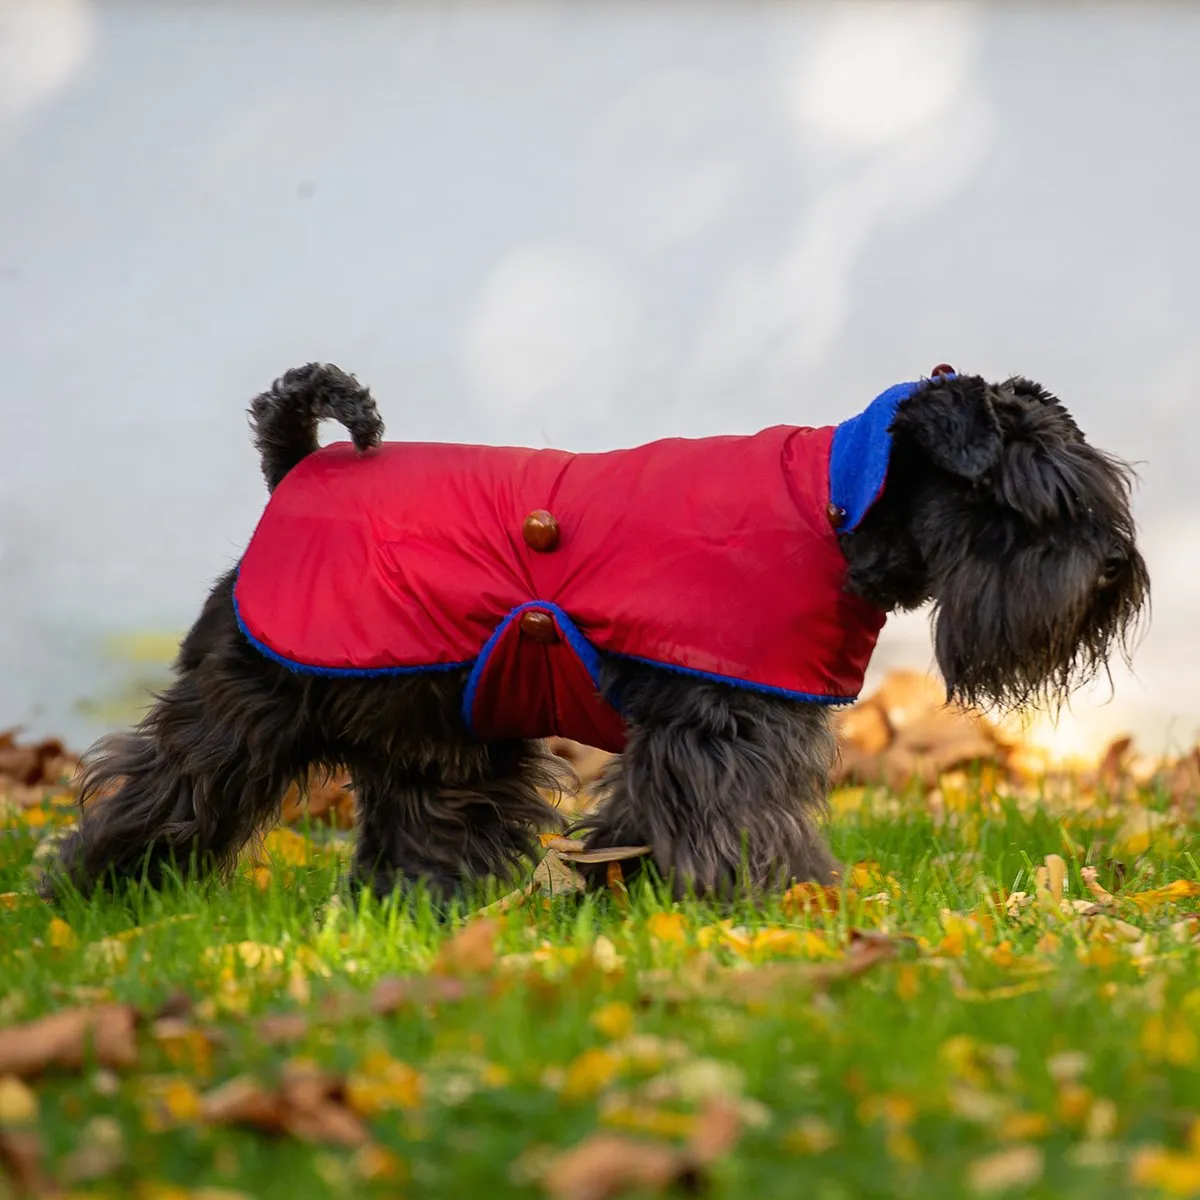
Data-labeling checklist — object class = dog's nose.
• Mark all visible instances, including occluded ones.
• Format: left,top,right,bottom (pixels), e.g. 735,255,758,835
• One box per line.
523,509,560,552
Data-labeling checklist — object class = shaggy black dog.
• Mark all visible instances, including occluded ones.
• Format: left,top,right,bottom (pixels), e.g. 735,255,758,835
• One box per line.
43,364,1148,903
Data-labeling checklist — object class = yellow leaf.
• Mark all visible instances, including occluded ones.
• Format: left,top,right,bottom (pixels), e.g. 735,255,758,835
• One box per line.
142,1077,203,1131
0,1075,38,1124
1127,879,1200,911
350,1143,407,1183
600,1101,698,1140
47,917,77,951
896,965,921,1002
1130,1146,1200,1196
830,787,869,816
999,1111,1051,1141
645,912,687,945
1111,809,1172,858
204,942,285,979
153,1021,216,1079
561,1048,621,1101
1141,1014,1199,1067
345,1051,423,1116
857,1093,917,1128
590,1002,635,1041
261,828,314,866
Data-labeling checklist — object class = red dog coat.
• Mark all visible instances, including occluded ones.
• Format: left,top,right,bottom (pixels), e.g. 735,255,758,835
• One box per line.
234,380,927,752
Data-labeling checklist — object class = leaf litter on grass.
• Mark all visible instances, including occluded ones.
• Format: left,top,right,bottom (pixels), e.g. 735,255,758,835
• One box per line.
2,671,1199,1197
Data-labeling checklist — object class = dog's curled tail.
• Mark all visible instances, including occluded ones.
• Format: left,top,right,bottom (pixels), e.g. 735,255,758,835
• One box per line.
249,362,385,492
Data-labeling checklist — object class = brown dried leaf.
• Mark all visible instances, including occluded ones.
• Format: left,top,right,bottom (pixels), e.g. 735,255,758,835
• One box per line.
199,1067,370,1148
200,1075,285,1132
836,698,892,756
555,844,652,865
533,849,588,897
432,919,499,976
547,739,615,788
542,1133,679,1200
1080,866,1115,906
719,931,903,1001
0,1004,138,1078
281,772,356,830
0,1129,47,1198
541,1098,743,1200
256,1013,312,1046
686,1098,742,1165
368,975,470,1016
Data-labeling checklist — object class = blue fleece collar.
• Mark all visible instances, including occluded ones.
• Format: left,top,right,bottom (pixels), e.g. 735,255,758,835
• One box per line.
829,377,945,532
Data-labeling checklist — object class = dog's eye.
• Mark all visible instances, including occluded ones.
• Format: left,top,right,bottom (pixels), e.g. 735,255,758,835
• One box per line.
1098,552,1126,588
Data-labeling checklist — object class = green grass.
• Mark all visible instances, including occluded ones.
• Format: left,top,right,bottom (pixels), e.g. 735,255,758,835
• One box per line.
1,781,1198,1200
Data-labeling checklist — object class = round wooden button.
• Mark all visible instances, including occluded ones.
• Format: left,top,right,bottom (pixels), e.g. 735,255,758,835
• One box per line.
827,503,847,528
930,363,956,378
519,610,560,644
523,509,560,552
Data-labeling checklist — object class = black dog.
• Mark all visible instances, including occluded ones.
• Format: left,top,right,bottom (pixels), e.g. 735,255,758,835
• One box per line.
43,364,1148,903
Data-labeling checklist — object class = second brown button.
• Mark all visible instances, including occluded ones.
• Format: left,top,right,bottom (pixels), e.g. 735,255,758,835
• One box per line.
523,509,560,552
519,610,560,644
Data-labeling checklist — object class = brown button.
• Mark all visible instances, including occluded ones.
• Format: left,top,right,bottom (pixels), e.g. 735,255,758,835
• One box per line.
827,503,847,528
519,610,560,644
523,509,560,552
930,363,956,377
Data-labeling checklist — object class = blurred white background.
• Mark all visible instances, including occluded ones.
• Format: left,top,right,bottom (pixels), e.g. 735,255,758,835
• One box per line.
1,0,1197,756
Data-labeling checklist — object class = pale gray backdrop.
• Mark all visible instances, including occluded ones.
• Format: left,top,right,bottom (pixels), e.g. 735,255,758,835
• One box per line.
2,0,1197,758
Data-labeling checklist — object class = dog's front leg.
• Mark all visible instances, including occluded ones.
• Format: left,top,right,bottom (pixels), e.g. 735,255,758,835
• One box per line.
572,661,841,898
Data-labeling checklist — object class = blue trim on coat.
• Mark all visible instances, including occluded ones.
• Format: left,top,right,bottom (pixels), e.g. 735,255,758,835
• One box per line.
609,653,859,706
460,600,610,734
232,576,471,678
829,376,952,532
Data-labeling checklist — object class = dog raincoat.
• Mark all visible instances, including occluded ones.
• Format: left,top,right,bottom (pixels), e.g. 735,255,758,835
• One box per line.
234,381,926,751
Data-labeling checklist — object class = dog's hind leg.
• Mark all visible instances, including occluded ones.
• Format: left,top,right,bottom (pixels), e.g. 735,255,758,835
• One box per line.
346,737,569,905
572,661,841,898
41,571,316,899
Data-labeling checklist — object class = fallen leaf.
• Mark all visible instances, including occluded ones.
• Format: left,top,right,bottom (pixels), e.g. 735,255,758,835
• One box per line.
542,1098,742,1200
540,837,652,864
344,1050,423,1116
0,1077,37,1127
200,1065,370,1148
967,1144,1044,1193
433,919,499,976
256,1014,312,1047
1111,809,1172,858
645,912,687,945
1126,878,1200,911
541,1131,679,1200
0,1005,138,1078
46,917,78,951
1129,1145,1200,1196
60,1114,127,1183
368,976,470,1016
0,1129,46,1198
1080,866,1115,905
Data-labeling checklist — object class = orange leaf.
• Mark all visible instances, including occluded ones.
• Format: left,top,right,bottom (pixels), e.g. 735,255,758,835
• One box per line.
433,919,499,976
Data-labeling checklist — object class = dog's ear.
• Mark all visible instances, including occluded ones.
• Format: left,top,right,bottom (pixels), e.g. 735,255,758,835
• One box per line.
890,377,1003,482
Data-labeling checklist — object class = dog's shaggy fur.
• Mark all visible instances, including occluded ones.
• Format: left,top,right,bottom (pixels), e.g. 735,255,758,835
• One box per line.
43,364,1148,903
